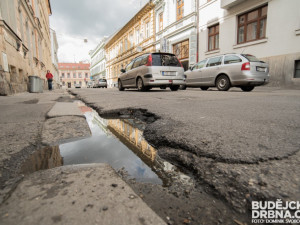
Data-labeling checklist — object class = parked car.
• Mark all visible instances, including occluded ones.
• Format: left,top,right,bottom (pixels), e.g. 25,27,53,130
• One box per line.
184,54,270,92
93,79,107,88
87,81,93,88
118,52,186,91
74,83,81,88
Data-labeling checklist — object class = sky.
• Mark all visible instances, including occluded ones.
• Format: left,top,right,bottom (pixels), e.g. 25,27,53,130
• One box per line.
50,0,149,63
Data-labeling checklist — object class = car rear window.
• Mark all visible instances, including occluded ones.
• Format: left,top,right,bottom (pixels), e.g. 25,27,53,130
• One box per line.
152,54,181,67
242,54,261,62
99,79,106,82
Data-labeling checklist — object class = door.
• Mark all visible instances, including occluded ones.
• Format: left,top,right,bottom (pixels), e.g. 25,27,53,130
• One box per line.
186,59,207,86
127,57,143,87
67,82,71,88
121,60,135,87
201,56,222,85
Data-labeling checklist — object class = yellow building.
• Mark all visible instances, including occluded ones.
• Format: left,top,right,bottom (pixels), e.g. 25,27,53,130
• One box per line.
105,1,155,88
0,0,54,95
107,119,157,162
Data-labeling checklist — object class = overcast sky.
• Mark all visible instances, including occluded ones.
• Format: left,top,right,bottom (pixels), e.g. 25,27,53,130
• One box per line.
50,0,148,63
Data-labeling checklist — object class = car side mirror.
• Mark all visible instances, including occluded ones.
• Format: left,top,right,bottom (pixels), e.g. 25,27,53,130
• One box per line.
189,66,193,71
120,69,126,73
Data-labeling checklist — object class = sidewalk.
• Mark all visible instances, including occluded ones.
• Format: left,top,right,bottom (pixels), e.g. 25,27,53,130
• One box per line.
0,90,166,225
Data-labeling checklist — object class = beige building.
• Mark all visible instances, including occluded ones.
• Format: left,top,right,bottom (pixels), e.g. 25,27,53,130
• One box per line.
105,1,156,88
59,62,91,88
0,0,54,95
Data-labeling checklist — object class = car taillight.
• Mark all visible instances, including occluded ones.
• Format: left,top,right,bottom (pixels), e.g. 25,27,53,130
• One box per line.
146,54,152,66
178,58,183,68
241,62,250,71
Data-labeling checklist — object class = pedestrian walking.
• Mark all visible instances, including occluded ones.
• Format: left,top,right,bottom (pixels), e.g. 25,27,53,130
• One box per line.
46,70,53,90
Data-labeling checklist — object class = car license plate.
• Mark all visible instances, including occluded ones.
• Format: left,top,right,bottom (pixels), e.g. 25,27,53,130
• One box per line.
256,67,266,72
162,71,176,76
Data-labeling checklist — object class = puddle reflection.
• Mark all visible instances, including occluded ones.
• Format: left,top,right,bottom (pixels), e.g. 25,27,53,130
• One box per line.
21,146,63,174
21,102,189,186
59,107,165,185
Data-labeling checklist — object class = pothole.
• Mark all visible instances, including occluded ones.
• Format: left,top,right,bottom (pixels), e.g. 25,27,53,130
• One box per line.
21,101,191,187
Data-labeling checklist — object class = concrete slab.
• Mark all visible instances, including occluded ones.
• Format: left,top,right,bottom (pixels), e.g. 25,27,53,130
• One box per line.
47,102,84,118
41,116,91,146
0,164,166,225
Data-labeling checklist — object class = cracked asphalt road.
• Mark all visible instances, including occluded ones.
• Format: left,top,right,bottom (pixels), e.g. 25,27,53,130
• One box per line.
71,87,300,212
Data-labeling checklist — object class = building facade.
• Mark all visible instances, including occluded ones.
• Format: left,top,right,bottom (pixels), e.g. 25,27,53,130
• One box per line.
105,1,156,88
59,62,91,88
89,36,107,83
50,28,59,88
154,0,198,71
0,0,54,95
198,0,300,87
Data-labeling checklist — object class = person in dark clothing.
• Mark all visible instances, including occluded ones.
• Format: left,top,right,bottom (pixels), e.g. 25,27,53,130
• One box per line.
46,70,53,90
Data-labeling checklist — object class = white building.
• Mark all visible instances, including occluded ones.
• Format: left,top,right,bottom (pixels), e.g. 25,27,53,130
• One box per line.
50,29,59,88
89,36,107,84
198,0,300,87
154,0,198,70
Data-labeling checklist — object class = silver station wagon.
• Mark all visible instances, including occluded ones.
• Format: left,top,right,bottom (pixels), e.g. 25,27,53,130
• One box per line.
184,54,270,92
118,53,186,91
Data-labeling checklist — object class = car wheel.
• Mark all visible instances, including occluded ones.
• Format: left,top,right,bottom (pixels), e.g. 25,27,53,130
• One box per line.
200,87,209,91
179,85,186,90
118,80,124,91
241,86,255,92
216,75,231,91
170,85,179,91
137,77,146,92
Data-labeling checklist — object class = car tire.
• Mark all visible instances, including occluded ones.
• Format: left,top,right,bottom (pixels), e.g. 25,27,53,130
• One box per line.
179,85,186,90
216,75,231,91
200,87,209,91
170,85,179,91
118,80,124,91
241,86,255,92
137,77,146,92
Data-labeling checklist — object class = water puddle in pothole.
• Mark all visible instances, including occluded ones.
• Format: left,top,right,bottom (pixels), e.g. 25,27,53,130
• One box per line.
21,101,192,187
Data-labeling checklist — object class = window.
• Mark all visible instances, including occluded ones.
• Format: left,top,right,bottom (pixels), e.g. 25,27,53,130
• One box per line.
79,81,82,86
145,22,150,38
126,60,134,72
73,73,76,78
207,57,222,67
177,0,184,20
238,5,268,44
67,73,70,78
85,73,88,78
193,60,207,70
152,54,181,67
135,28,140,44
173,40,189,60
125,38,128,51
159,13,163,31
129,32,133,48
78,73,82,78
224,55,242,64
294,60,300,78
74,81,76,85
132,57,143,69
208,24,219,51
61,73,65,78
62,81,65,86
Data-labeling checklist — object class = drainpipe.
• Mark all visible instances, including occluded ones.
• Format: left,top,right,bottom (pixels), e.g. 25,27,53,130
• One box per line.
196,0,199,62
